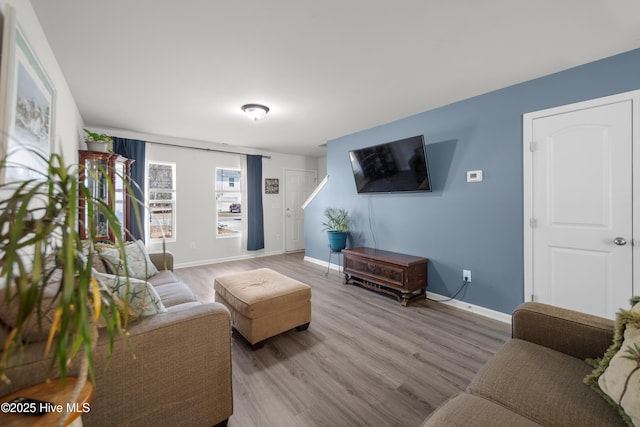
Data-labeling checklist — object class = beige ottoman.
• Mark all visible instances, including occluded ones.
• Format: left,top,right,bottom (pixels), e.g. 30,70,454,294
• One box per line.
214,268,311,348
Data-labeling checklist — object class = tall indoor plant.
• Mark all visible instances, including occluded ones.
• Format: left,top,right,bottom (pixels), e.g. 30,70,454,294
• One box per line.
322,207,349,251
0,150,134,426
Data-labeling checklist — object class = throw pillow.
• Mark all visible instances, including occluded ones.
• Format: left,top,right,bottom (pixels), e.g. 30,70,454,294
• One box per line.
94,272,167,318
81,240,109,274
94,241,117,253
585,301,640,426
99,240,159,280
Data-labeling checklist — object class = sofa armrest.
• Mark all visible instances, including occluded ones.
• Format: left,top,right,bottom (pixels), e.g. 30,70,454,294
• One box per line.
86,302,233,426
0,302,233,426
149,251,174,271
512,302,614,360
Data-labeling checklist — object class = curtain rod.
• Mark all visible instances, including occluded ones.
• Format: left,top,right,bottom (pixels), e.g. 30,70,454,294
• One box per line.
147,139,271,159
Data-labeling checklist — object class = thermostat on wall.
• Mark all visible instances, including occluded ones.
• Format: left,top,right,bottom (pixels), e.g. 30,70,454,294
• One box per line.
467,170,483,182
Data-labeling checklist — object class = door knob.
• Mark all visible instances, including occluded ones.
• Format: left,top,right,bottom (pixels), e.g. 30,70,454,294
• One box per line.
613,237,628,246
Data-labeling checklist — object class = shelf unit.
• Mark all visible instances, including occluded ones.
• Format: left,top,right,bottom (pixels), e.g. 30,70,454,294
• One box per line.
78,150,134,242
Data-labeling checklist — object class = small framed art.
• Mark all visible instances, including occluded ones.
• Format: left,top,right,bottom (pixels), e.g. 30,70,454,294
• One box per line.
265,178,279,194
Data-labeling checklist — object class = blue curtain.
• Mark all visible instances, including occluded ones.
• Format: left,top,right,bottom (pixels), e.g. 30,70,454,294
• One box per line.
112,137,146,241
247,154,264,250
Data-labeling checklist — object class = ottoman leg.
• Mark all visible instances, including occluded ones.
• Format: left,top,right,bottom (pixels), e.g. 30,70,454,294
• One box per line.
250,341,265,351
232,328,264,350
296,322,310,331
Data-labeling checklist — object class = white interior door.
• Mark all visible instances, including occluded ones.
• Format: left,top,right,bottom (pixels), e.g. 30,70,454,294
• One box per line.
285,169,317,252
524,95,635,319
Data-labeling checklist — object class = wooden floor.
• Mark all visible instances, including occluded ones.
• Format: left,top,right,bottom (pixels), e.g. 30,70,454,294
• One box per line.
177,252,511,427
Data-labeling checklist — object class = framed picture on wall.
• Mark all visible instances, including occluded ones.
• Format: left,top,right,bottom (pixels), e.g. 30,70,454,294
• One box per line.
0,5,56,183
265,178,279,194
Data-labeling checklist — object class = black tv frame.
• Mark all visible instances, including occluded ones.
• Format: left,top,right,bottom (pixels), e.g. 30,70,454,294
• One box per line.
348,135,431,194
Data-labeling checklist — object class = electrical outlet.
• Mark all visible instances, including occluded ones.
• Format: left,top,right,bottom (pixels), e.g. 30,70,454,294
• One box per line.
463,269,471,283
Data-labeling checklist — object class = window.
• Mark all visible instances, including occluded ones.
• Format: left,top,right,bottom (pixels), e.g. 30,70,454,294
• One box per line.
148,162,176,241
216,168,242,237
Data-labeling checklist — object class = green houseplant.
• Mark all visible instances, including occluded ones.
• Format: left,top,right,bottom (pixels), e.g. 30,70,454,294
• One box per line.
83,128,112,152
322,207,349,251
0,150,134,426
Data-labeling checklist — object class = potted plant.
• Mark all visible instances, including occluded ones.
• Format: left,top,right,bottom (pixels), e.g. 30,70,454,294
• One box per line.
0,150,134,426
83,128,112,152
322,207,349,252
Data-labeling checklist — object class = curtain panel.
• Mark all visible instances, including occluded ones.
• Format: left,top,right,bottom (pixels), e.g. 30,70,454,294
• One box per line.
112,137,146,241
247,154,265,250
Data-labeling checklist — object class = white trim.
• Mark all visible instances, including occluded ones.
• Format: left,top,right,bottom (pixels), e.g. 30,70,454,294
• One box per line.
426,292,512,324
147,160,177,243
632,91,640,301
215,166,243,239
305,254,341,271
304,256,512,324
523,104,534,303
523,89,640,305
302,175,329,209
174,249,284,270
0,6,17,181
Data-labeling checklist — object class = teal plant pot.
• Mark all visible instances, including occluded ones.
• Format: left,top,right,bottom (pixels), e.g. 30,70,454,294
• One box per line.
327,231,348,252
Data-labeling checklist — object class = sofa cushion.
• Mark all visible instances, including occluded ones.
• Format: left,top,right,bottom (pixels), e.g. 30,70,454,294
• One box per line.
585,301,640,426
148,270,183,287
98,240,159,280
81,240,110,274
421,393,543,427
154,283,198,308
149,252,173,272
468,339,625,427
94,272,167,318
0,269,62,344
0,323,9,348
165,301,203,313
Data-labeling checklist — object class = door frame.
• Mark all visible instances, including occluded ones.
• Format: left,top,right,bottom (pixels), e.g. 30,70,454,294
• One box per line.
283,168,318,252
523,90,640,304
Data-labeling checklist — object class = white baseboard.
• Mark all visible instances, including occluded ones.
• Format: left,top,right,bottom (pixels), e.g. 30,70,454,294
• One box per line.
305,255,511,324
304,255,342,271
426,292,512,324
175,250,284,270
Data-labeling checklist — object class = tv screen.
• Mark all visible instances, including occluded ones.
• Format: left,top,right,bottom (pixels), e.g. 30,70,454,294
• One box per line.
348,135,431,194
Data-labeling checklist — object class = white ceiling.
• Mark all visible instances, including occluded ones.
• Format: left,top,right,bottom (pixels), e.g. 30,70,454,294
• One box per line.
30,0,640,158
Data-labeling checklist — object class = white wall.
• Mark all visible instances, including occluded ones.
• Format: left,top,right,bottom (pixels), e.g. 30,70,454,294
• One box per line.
92,127,319,266
0,0,83,164
146,141,244,266
316,155,327,180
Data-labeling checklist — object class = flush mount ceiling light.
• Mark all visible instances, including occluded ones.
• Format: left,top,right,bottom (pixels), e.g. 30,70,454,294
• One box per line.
241,104,270,121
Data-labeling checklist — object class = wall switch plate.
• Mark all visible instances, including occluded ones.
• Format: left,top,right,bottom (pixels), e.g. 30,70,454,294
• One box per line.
467,170,483,182
463,269,471,282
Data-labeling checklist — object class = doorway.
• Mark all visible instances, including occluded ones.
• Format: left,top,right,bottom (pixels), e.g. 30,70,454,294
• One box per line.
284,169,317,252
523,91,640,319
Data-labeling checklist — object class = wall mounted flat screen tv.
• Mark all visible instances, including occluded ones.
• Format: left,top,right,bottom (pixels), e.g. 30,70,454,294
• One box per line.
348,135,431,194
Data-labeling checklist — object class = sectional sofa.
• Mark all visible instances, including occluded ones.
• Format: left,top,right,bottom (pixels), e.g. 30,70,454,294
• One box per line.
0,252,233,427
422,302,627,426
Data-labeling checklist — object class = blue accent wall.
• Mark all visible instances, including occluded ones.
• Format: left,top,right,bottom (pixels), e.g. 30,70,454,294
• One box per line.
304,48,640,315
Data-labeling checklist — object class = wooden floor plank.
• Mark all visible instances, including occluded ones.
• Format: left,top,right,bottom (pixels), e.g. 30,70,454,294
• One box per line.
177,252,511,427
